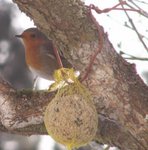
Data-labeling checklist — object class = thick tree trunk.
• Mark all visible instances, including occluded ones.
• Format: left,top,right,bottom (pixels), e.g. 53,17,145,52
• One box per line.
0,0,147,149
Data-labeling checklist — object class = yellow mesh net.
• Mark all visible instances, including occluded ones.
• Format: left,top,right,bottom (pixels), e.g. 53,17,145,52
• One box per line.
44,68,98,150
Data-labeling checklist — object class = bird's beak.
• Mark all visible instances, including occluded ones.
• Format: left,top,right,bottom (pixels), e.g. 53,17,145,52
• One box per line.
15,34,23,38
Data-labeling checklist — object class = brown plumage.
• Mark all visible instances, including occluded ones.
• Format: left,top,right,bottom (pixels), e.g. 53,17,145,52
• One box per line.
16,28,71,80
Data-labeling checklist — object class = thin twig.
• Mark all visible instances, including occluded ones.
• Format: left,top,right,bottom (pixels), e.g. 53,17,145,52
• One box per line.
124,57,148,61
128,0,145,11
124,22,148,40
106,14,148,41
86,1,140,14
105,7,140,12
120,51,148,61
127,0,148,18
131,0,148,5
119,0,148,53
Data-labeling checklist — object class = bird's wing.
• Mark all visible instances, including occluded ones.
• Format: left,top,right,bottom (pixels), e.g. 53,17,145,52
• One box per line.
42,40,72,68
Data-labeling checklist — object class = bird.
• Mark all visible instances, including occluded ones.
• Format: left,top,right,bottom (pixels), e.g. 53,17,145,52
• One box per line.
15,28,71,80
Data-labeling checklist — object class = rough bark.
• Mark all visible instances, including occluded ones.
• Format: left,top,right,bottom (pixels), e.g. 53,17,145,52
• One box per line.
0,0,147,149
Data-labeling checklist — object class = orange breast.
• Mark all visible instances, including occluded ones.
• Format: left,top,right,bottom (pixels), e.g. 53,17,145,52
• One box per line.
25,41,43,70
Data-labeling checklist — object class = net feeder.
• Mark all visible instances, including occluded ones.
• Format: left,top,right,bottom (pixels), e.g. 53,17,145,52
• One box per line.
44,68,98,150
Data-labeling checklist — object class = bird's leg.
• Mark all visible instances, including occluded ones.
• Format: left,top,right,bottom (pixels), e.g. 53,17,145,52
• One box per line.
53,45,63,68
33,76,38,90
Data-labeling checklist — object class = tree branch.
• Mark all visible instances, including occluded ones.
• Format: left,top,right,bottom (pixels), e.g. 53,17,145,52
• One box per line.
0,77,55,132
0,0,147,149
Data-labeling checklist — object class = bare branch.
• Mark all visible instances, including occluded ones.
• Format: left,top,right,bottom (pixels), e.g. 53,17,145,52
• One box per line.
120,51,148,61
127,0,148,18
0,77,55,130
119,0,148,53
124,22,148,41
133,0,148,5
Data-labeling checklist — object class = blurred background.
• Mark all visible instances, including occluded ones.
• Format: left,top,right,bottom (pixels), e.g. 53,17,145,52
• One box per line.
0,0,147,150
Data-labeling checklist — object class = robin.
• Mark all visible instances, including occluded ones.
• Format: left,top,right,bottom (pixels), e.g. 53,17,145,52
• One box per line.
16,28,71,80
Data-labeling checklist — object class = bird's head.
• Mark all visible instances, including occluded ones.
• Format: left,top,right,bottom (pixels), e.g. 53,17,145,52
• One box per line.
15,28,48,49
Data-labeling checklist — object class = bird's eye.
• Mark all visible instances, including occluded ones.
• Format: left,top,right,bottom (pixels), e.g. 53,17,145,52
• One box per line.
30,34,36,38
